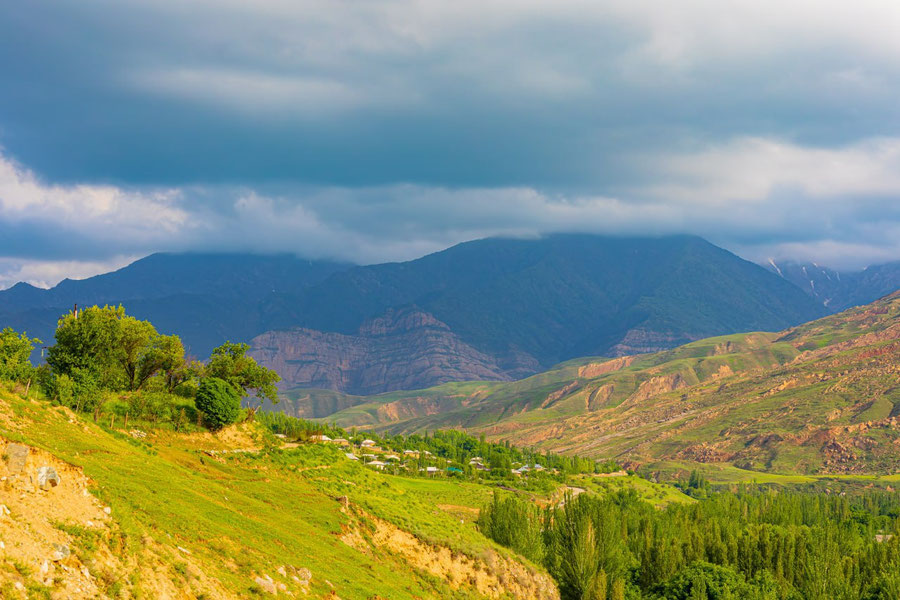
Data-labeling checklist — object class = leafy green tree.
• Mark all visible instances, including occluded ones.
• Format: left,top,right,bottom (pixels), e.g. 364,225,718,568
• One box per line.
0,327,42,383
477,493,544,563
48,305,124,389
47,305,185,393
655,562,778,600
118,316,156,390
204,341,280,409
552,500,600,600
585,570,608,600
195,377,241,430
48,367,102,412
134,333,185,392
866,569,900,600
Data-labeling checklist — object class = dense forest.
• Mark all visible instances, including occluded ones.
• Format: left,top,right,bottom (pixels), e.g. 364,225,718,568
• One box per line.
479,486,900,599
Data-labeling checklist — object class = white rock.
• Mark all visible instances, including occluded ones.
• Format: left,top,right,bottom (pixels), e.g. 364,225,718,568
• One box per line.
254,574,278,595
103,506,112,515
51,543,70,561
37,466,61,490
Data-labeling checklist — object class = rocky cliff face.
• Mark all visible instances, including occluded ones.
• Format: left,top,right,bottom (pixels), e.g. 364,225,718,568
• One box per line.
250,308,516,395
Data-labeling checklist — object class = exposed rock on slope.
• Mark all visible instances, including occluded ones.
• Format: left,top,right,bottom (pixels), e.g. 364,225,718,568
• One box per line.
321,292,900,475
250,308,514,395
339,504,558,600
0,437,227,599
2,235,826,394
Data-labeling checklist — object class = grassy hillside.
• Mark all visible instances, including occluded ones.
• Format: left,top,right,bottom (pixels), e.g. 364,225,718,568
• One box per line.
0,387,568,599
313,292,900,477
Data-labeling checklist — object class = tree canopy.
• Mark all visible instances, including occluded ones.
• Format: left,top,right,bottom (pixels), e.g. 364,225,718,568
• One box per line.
205,341,280,406
0,327,42,383
47,305,185,392
195,376,241,430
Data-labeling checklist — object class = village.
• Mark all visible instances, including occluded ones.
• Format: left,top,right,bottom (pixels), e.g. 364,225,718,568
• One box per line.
308,433,550,478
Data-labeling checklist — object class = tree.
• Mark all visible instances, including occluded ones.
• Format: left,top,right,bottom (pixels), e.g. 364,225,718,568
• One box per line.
134,333,185,392
48,305,124,389
0,327,42,383
195,377,241,430
46,305,185,393
585,570,608,600
552,500,600,600
477,493,544,563
204,342,280,410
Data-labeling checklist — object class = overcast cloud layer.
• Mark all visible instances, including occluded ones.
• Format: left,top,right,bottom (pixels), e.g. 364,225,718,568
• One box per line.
2,0,900,288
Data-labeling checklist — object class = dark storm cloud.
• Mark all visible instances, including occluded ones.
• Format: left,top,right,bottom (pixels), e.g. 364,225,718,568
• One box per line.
4,0,900,187
2,1,900,287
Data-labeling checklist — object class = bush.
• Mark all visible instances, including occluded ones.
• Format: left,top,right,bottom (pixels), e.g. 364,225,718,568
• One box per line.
195,377,240,430
0,327,41,383
45,368,102,412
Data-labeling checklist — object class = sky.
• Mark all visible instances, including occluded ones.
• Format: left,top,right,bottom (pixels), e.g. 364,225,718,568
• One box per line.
2,0,900,289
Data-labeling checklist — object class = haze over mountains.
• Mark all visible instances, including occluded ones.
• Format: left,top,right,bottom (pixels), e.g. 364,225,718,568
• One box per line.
1,234,897,396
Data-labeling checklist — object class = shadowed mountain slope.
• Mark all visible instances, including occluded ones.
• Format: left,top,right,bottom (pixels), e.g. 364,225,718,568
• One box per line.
766,260,900,312
2,235,824,391
251,235,825,392
0,253,350,357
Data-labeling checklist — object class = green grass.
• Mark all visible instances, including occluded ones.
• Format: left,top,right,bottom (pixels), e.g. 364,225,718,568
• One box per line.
0,391,514,599
569,473,694,507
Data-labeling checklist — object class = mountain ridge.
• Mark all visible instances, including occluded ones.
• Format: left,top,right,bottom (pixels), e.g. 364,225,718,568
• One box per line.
251,234,825,392
0,234,855,393
305,290,900,475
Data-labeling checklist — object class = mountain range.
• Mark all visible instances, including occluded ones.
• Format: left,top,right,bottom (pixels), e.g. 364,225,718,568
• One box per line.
1,234,897,396
766,259,900,311
283,290,900,475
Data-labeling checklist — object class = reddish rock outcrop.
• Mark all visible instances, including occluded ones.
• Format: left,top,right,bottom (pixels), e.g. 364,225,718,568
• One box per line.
250,308,515,395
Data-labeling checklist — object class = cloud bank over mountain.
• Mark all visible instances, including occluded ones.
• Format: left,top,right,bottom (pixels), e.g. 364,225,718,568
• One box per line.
2,1,900,287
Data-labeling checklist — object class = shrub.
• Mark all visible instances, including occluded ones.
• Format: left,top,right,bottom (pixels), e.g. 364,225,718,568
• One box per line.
0,327,41,383
195,377,240,430
45,368,102,412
